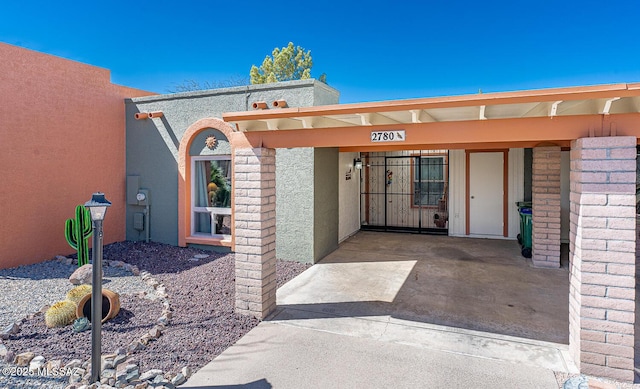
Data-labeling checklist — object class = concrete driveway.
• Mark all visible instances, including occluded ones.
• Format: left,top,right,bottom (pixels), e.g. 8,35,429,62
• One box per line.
278,231,569,343
184,232,576,388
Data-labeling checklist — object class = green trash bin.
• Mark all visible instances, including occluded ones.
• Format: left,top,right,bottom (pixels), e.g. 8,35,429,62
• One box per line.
518,207,532,258
515,201,532,244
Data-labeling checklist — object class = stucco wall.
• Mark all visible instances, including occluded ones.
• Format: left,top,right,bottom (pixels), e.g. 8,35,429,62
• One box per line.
313,148,339,260
276,147,340,263
314,82,343,106
126,89,247,245
0,43,152,269
338,152,361,242
125,80,340,249
276,148,315,261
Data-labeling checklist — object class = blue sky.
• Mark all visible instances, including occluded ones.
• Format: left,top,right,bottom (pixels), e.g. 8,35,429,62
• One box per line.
2,0,639,103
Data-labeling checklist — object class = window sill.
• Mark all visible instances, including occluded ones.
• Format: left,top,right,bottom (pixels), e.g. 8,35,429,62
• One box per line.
185,235,232,247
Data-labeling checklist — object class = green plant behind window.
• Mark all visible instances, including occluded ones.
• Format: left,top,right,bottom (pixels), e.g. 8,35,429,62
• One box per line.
209,162,230,208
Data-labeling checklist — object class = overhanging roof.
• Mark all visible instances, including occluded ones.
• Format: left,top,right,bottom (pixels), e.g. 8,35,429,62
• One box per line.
223,83,640,132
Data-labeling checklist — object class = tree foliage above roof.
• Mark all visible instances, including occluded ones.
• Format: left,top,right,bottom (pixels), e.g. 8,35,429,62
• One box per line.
250,42,325,84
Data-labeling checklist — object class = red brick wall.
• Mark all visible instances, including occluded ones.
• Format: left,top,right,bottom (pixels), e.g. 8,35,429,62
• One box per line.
569,136,637,382
532,146,562,267
233,148,277,319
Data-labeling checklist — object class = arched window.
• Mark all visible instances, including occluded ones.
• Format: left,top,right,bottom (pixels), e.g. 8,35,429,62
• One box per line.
191,155,231,237
184,127,233,245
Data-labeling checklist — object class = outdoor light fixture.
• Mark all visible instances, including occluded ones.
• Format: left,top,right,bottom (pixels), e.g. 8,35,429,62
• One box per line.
84,192,111,383
85,193,111,221
354,158,363,170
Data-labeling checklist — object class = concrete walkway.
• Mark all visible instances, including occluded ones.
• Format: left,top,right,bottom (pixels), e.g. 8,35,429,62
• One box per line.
184,232,575,388
182,319,564,389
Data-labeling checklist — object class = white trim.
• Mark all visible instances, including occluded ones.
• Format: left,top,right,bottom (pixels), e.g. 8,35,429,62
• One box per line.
193,207,232,215
447,150,466,236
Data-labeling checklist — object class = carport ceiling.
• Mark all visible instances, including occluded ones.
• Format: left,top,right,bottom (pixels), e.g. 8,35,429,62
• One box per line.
224,83,640,132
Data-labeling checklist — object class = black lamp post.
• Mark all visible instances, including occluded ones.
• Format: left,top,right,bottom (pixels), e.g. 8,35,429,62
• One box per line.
84,192,111,383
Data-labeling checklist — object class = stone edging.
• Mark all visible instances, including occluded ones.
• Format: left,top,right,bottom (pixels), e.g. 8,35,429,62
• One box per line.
0,255,193,389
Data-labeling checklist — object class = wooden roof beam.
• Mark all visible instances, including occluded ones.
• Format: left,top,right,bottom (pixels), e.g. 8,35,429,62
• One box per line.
410,109,437,123
369,112,402,125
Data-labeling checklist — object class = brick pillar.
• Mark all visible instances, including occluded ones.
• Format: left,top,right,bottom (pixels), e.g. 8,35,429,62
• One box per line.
569,136,637,382
532,146,562,267
234,147,277,319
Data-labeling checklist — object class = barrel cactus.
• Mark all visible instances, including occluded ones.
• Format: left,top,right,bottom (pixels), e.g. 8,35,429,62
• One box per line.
66,285,91,304
45,300,77,328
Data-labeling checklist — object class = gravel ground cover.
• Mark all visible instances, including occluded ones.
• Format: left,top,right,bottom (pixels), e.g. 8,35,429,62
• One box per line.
0,261,154,330
0,241,311,389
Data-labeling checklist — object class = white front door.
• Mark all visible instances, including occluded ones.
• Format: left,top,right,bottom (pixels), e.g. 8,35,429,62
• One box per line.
469,152,504,236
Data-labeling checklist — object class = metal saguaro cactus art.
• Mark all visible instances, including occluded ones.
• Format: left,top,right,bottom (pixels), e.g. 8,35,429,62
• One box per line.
64,205,93,267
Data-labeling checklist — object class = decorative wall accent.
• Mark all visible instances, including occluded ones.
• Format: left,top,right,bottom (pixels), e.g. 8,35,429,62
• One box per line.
205,135,217,150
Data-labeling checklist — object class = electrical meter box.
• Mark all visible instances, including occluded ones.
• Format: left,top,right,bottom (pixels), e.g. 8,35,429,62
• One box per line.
136,189,150,206
133,213,145,231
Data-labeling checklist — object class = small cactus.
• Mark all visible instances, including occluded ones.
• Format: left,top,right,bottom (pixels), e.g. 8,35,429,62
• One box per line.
64,205,93,267
72,317,90,333
44,300,77,328
66,285,91,304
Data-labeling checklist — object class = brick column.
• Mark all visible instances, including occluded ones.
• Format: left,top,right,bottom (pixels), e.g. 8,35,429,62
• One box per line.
234,147,277,319
532,146,562,267
569,136,637,382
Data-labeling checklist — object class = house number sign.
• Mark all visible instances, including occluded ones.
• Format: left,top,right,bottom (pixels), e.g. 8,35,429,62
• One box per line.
370,130,405,143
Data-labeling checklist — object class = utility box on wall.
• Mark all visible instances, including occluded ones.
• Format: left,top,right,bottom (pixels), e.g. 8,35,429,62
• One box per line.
133,213,145,231
127,175,151,237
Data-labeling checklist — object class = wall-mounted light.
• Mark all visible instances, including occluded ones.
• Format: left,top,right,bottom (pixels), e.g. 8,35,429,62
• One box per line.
354,158,363,170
